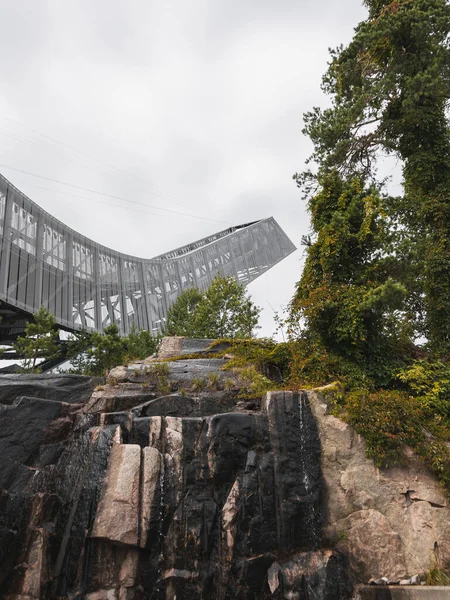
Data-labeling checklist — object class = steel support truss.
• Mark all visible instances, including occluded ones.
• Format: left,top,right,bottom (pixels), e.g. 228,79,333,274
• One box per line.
0,173,296,341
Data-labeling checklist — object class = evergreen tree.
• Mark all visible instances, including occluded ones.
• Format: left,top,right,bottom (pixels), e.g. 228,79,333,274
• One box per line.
13,306,59,372
88,323,126,375
124,323,160,360
65,329,94,374
66,325,160,374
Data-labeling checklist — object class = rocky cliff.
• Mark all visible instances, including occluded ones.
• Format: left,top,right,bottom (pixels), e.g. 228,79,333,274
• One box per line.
308,389,450,584
0,339,448,599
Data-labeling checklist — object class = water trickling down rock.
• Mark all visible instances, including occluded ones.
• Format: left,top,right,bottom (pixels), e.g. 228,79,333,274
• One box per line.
1,339,449,599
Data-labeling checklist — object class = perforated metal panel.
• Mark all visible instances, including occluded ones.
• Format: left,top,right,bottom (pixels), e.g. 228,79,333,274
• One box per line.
0,173,296,340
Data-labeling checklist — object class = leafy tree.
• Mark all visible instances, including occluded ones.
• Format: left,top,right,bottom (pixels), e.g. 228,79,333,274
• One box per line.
194,274,261,338
165,288,203,336
290,172,409,385
296,0,450,353
285,0,450,489
165,274,261,339
13,306,59,372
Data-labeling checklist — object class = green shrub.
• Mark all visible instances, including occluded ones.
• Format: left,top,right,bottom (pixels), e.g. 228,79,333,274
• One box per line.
157,377,171,395
212,338,292,383
339,388,450,491
147,362,169,378
191,377,206,392
224,377,236,391
397,360,450,420
286,337,374,390
234,365,273,397
344,390,423,467
207,372,221,390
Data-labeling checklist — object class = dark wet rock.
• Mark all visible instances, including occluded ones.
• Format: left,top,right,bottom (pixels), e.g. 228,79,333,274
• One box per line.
130,390,240,418
0,396,67,490
263,391,323,551
0,348,351,599
0,373,99,405
0,422,116,599
128,357,235,387
267,550,351,600
83,385,158,414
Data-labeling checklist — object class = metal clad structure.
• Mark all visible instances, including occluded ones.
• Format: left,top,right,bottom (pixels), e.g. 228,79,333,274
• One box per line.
0,173,296,340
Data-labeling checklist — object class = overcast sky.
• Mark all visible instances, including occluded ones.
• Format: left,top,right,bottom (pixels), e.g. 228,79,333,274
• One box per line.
0,0,370,337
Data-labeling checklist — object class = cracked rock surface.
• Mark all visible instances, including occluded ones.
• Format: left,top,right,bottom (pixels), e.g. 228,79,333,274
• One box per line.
309,389,450,582
1,341,448,598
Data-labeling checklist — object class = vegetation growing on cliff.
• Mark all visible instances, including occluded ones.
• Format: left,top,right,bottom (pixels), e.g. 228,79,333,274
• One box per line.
66,324,160,375
287,0,450,489
296,0,450,354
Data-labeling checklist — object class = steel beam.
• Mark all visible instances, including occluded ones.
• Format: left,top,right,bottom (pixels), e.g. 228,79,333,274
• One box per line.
0,173,296,340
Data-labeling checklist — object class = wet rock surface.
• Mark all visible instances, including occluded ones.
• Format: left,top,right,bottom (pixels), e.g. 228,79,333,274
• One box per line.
8,341,450,597
0,347,352,599
0,373,100,405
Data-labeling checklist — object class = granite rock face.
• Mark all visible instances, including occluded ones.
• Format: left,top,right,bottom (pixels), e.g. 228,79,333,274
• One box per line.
0,373,100,405
0,358,349,599
2,342,448,598
308,388,450,583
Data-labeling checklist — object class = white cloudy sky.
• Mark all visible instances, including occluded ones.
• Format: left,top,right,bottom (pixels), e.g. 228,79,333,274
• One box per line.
0,0,370,337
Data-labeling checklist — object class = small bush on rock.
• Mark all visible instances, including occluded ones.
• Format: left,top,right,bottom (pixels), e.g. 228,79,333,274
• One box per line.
344,390,424,467
338,389,450,491
234,365,273,398
191,377,206,392
397,360,450,421
207,372,221,390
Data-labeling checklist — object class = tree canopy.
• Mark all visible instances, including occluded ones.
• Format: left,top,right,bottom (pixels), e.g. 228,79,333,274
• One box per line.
165,274,261,339
165,288,203,337
294,0,450,356
287,0,450,489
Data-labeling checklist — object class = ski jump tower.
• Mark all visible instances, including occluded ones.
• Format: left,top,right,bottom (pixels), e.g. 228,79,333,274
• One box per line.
0,173,296,342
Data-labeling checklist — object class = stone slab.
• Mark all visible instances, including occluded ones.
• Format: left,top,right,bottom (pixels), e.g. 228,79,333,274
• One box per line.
92,444,141,546
0,373,99,405
155,337,231,359
359,586,450,599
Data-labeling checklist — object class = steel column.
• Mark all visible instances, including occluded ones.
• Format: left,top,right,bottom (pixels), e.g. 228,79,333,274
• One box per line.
0,187,13,299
